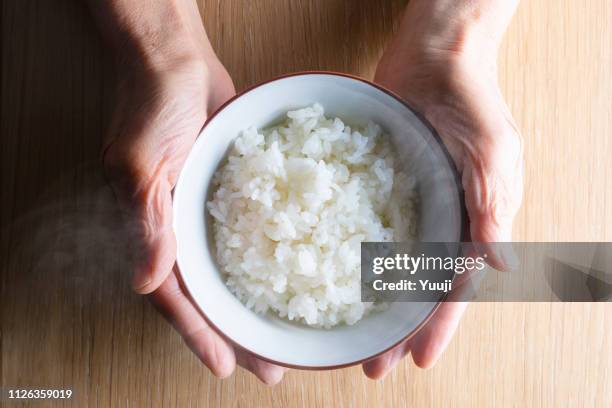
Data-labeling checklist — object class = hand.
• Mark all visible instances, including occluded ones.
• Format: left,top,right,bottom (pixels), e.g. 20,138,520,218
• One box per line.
101,16,286,384
363,0,523,378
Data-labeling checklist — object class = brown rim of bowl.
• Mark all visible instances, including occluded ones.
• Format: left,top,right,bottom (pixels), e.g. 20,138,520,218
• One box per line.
174,70,467,371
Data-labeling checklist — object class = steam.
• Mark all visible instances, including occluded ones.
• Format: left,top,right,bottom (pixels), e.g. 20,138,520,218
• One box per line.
2,163,139,304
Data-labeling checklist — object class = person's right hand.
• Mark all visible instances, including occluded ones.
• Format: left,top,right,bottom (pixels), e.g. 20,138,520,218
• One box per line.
100,11,286,384
363,0,524,378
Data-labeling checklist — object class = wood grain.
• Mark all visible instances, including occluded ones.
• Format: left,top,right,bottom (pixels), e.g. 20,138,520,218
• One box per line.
1,0,611,407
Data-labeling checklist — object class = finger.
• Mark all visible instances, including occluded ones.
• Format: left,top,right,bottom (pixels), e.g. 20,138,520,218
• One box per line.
409,301,468,369
149,270,236,378
466,201,515,271
129,176,177,293
462,141,523,271
467,206,519,272
462,163,511,271
104,143,178,294
362,341,410,380
235,349,287,385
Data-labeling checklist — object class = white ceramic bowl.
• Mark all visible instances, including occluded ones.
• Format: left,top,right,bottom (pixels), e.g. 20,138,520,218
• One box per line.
173,72,465,369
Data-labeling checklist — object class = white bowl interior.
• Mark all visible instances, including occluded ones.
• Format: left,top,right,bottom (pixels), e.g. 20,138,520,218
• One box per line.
173,74,463,368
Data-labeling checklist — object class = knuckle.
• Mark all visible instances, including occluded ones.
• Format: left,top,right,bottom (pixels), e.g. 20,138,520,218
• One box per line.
102,140,163,206
102,141,141,192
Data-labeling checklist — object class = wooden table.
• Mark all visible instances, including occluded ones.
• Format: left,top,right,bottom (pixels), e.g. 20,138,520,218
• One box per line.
2,1,611,406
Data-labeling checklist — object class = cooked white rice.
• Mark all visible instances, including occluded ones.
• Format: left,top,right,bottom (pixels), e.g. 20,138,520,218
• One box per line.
207,104,417,328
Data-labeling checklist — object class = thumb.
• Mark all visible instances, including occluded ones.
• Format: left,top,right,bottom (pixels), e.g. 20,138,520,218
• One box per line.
103,142,177,294
462,155,522,271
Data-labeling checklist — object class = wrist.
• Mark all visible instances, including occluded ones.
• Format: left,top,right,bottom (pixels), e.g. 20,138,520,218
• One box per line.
89,0,208,74
395,0,519,67
377,26,499,96
118,35,207,79
398,24,499,71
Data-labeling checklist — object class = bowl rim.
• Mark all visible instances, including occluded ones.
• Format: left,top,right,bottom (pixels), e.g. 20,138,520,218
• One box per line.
174,70,467,370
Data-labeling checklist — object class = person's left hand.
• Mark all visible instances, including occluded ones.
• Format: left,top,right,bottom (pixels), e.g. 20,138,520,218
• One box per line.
104,39,287,385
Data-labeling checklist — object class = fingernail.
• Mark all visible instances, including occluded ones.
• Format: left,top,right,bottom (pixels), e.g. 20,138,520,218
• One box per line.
259,366,285,386
132,270,152,292
501,243,519,271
